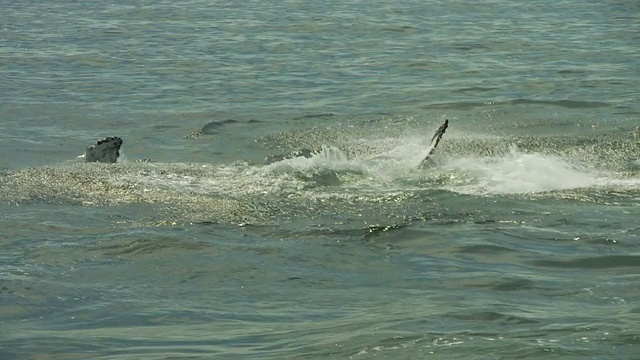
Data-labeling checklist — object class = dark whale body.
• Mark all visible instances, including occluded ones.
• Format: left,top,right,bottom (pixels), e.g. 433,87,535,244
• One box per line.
419,119,449,168
84,137,123,163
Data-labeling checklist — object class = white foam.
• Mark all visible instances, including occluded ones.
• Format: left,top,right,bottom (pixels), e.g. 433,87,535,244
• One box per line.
111,141,640,201
263,146,359,173
441,145,607,195
363,136,433,168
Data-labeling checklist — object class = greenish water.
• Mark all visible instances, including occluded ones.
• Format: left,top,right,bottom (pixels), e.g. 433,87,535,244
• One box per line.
1,1,639,359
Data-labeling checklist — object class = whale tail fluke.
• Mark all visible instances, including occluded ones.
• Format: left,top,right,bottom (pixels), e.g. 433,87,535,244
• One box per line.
419,119,449,168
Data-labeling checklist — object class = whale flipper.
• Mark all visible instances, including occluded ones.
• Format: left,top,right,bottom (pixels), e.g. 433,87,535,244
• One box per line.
84,137,123,163
419,119,449,168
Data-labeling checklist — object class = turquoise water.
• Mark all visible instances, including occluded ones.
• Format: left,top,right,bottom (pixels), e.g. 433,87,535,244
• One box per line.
1,1,639,359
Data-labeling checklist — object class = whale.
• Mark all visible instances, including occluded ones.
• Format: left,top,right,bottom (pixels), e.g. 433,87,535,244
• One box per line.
80,119,450,167
83,136,123,163
419,119,449,168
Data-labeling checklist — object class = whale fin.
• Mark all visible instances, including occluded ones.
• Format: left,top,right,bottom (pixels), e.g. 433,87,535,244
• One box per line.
419,119,449,168
85,137,123,163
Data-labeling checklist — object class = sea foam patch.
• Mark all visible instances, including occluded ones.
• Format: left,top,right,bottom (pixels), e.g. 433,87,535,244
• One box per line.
440,145,620,195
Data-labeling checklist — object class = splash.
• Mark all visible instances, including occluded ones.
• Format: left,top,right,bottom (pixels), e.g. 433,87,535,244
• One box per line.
440,145,620,195
263,146,357,173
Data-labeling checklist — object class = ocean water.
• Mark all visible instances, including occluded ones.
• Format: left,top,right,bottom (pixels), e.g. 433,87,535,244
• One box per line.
1,1,639,359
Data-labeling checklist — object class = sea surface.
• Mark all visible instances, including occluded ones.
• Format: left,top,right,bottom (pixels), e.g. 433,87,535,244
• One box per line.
1,1,639,359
